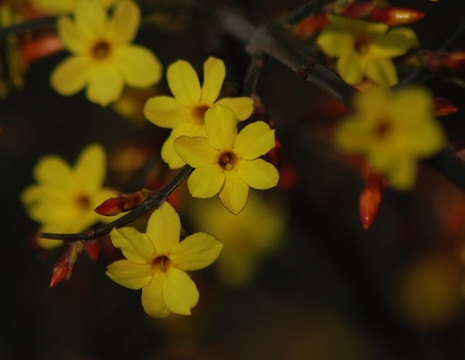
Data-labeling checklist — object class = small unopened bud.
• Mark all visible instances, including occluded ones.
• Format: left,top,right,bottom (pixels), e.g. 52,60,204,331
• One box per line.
370,7,424,26
49,241,84,288
340,1,376,19
20,35,63,64
95,189,154,216
359,171,384,230
293,14,330,39
433,97,458,117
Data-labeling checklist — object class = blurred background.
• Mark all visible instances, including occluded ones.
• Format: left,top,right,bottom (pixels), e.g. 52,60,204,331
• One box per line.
3,0,465,359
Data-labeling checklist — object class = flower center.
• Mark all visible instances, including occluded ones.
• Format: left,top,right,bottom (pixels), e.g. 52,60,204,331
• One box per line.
91,40,112,60
354,33,372,55
153,255,170,273
218,151,237,170
193,105,209,124
374,118,393,139
75,194,91,210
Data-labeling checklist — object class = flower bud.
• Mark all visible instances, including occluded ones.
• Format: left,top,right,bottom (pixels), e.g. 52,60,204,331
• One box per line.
293,14,329,39
95,189,154,216
339,1,376,19
49,241,84,288
370,7,424,26
433,97,458,117
359,170,384,230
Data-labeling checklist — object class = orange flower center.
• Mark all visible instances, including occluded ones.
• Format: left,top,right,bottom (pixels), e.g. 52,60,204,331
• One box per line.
91,40,112,60
153,255,170,273
193,105,209,124
75,194,91,210
374,118,393,138
354,33,372,55
218,152,237,170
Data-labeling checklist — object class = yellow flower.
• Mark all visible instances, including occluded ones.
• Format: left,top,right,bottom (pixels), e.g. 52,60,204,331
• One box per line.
174,105,279,215
316,16,418,87
334,86,445,190
21,144,119,249
51,0,162,106
189,193,287,287
143,57,254,169
106,202,223,318
30,0,116,15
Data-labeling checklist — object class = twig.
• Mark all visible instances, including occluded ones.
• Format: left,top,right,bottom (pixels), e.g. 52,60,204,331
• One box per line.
40,165,193,241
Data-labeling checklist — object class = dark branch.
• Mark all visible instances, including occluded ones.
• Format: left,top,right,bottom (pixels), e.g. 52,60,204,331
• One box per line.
40,165,193,241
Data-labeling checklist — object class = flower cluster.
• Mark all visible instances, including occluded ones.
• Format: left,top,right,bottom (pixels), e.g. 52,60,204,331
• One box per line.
21,143,119,249
334,86,445,189
316,16,418,87
51,0,162,106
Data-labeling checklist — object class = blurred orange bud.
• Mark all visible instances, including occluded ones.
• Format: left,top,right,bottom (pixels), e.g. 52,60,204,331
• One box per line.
94,189,154,216
49,241,84,288
359,170,384,230
293,14,329,39
340,1,375,19
20,34,63,64
422,51,465,73
84,240,100,261
433,97,458,117
370,7,424,26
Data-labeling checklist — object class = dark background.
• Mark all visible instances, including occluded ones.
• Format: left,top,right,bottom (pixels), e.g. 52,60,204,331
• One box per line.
2,0,465,359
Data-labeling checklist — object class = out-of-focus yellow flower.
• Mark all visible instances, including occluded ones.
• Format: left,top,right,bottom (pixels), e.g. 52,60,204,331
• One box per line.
106,202,222,318
21,144,119,249
334,86,445,190
316,16,418,87
144,57,254,169
51,0,162,106
30,0,116,15
189,193,287,287
174,105,279,215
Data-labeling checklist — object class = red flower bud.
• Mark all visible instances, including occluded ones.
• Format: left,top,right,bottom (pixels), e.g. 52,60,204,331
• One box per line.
20,35,63,64
49,241,84,288
340,1,376,19
370,7,424,26
94,189,154,216
359,170,384,230
433,97,458,117
293,14,330,39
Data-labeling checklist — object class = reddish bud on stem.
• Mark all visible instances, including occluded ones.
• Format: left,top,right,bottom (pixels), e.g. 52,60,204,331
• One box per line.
293,14,330,39
423,51,465,73
370,7,424,26
94,189,154,216
20,35,63,63
433,97,458,117
359,171,384,230
49,241,84,288
340,2,376,19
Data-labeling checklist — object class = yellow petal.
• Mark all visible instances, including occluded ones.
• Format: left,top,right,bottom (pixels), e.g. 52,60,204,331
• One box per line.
116,45,162,88
219,172,249,215
200,57,225,105
316,29,354,57
187,165,225,198
51,56,91,96
336,53,364,84
371,27,418,58
33,155,75,191
142,273,171,318
161,122,205,169
163,268,199,315
109,0,140,45
234,121,275,159
58,17,89,54
236,159,279,189
333,116,371,152
170,233,223,271
37,237,63,250
75,0,107,38
167,60,201,107
106,260,153,289
174,136,219,167
86,65,124,106
146,202,180,255
386,157,417,190
204,105,237,150
144,96,192,129
216,97,254,121
110,227,155,264
74,143,105,193
364,58,398,87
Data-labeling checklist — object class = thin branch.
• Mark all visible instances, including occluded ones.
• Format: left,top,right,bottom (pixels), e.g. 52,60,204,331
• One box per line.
40,165,193,241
